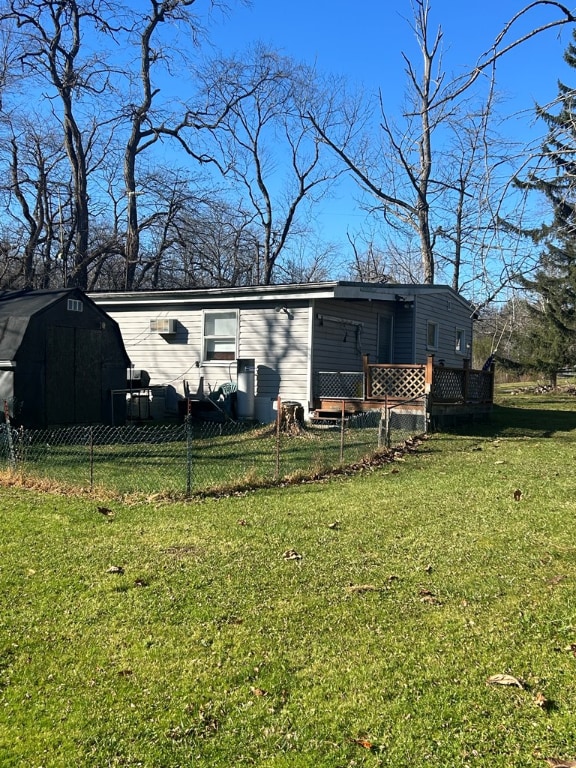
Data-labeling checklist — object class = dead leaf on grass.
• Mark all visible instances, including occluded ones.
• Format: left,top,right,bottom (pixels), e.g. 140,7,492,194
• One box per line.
106,565,124,575
346,584,380,593
282,549,302,561
328,521,341,530
420,594,442,605
351,737,375,750
97,506,114,516
547,575,566,587
486,673,524,688
513,489,522,501
545,759,576,767
250,686,267,697
534,691,552,710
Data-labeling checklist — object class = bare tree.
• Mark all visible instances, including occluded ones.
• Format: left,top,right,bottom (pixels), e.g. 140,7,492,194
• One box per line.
0,0,126,288
0,111,74,288
123,0,206,289
198,47,347,285
309,0,576,291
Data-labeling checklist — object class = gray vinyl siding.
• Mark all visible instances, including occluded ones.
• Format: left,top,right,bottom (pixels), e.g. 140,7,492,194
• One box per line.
413,293,473,366
312,299,397,373
103,308,202,394
237,303,310,420
104,302,312,421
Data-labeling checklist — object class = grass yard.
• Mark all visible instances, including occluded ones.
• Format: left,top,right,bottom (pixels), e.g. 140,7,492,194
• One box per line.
1,388,576,766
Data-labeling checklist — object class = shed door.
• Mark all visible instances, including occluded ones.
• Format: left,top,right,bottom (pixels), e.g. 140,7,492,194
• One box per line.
377,315,393,364
46,327,102,424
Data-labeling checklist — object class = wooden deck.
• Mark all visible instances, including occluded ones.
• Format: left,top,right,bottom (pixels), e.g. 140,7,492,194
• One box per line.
313,355,494,428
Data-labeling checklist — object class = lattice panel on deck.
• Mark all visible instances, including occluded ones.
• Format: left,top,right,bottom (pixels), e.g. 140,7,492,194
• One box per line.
368,367,426,400
467,371,492,402
432,369,465,401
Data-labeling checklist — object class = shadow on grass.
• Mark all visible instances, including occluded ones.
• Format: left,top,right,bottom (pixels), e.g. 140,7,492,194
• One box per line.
445,403,576,439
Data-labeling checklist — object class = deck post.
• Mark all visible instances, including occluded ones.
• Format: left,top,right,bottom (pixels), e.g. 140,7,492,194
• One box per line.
463,358,470,402
362,354,370,399
425,355,434,396
489,361,495,403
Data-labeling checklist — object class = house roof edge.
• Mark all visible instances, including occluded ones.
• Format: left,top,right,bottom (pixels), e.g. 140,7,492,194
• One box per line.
89,281,473,308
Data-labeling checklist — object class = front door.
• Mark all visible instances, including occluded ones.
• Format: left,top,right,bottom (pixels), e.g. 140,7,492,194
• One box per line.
377,314,393,363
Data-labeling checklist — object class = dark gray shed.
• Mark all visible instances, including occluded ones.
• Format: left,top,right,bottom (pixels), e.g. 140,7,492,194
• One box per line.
0,288,131,427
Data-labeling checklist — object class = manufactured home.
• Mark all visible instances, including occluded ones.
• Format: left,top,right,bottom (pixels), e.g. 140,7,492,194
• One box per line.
91,281,480,424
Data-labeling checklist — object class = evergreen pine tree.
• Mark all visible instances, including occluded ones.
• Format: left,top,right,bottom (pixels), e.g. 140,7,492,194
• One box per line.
514,30,576,385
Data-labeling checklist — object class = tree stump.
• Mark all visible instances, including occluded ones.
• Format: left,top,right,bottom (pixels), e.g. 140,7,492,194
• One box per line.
279,401,305,434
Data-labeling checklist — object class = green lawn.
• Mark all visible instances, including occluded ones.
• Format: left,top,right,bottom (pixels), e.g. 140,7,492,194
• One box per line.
1,390,576,766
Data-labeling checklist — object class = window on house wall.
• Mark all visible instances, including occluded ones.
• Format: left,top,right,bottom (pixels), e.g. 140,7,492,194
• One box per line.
455,328,466,354
426,321,439,350
203,310,237,362
67,298,83,312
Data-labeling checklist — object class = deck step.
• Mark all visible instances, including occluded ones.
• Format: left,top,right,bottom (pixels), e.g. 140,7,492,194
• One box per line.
312,409,357,420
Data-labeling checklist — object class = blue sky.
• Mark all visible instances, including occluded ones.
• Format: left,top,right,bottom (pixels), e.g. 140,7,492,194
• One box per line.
203,1,576,275
210,0,574,123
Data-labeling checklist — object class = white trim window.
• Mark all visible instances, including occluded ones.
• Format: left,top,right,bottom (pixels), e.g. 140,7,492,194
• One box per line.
67,298,83,312
203,310,237,362
455,328,466,355
426,321,439,351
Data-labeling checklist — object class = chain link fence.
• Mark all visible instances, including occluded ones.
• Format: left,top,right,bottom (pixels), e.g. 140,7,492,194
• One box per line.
0,404,426,498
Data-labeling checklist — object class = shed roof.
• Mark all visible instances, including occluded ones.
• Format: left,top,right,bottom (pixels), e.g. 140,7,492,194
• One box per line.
0,288,130,365
0,289,79,362
0,288,80,319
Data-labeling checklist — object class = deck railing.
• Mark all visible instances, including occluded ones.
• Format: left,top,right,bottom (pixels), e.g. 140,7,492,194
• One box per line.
429,362,494,404
317,356,494,406
316,371,364,400
364,361,426,401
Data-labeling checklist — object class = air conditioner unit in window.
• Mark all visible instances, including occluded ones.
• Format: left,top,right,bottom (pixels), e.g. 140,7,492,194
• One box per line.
150,318,177,334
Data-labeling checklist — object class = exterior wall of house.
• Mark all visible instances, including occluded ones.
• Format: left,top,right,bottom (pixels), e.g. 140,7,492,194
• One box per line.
237,303,310,422
103,301,312,422
412,292,474,367
312,299,383,375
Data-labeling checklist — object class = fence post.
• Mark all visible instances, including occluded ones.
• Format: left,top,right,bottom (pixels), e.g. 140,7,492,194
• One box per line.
275,396,282,480
89,427,94,490
185,399,193,498
3,400,15,469
339,401,345,462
